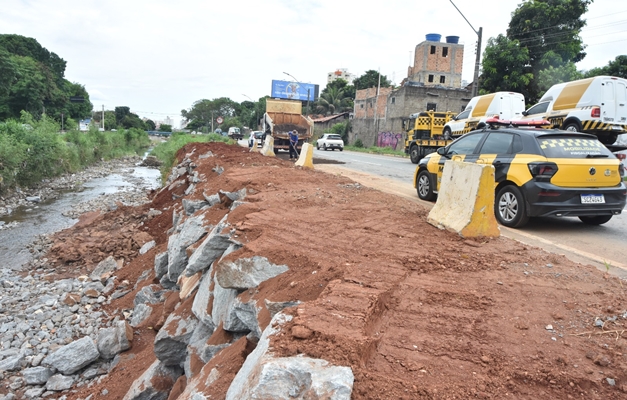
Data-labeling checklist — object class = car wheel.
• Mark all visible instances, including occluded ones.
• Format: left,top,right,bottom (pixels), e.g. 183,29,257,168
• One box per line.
563,121,581,132
442,127,452,140
323,144,328,151
578,215,612,225
316,143,320,150
339,148,343,152
410,145,420,164
416,170,436,201
495,185,529,228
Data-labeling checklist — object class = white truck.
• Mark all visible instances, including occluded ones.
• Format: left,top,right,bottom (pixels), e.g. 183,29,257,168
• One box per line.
228,127,243,140
521,75,627,145
442,92,526,138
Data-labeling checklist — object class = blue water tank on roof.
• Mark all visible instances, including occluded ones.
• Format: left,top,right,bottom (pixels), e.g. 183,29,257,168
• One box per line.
446,36,460,44
425,33,441,42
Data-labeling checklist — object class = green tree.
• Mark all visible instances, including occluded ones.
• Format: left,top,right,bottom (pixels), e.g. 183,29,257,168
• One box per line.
353,70,392,90
159,124,172,132
315,86,353,115
182,97,239,132
145,119,156,131
505,0,592,102
584,55,627,79
480,35,534,98
115,106,131,124
536,63,583,94
0,34,66,84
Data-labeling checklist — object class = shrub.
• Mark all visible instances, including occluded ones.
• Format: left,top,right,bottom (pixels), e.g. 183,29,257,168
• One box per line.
353,139,364,148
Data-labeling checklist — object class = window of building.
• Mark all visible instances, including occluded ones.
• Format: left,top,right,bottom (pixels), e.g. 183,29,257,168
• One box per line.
440,76,445,84
426,103,437,111
430,46,436,54
442,47,448,57
391,97,395,104
360,104,364,109
428,75,434,83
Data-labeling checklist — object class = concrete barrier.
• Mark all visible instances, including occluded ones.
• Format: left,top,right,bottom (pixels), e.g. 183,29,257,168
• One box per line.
260,136,275,157
427,161,500,238
294,143,314,169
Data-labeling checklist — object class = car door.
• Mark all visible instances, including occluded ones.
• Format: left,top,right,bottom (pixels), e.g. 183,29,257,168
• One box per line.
474,132,520,184
522,101,550,122
446,109,471,135
434,132,487,189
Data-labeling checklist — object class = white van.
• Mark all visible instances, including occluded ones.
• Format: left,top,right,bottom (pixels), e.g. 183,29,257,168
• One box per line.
442,91,526,138
521,76,627,145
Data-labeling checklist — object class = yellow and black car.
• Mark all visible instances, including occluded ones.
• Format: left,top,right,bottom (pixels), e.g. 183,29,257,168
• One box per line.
414,122,627,228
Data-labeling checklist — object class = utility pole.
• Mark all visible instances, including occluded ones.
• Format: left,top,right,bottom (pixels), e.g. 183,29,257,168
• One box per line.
449,0,482,97
242,94,257,129
102,105,105,130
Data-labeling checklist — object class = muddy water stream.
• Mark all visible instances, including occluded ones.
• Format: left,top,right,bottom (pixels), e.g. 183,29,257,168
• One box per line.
0,165,161,270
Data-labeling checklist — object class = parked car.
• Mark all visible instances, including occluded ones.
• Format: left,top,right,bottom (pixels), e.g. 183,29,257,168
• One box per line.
253,131,265,146
317,134,344,151
414,119,627,228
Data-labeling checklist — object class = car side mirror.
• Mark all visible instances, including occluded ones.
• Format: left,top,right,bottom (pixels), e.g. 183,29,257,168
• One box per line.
522,111,528,116
437,147,448,156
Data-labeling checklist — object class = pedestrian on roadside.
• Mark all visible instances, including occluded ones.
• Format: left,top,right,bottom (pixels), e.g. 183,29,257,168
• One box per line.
248,133,255,148
289,130,299,160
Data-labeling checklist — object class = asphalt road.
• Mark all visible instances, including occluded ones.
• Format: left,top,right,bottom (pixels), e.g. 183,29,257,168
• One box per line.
312,148,627,277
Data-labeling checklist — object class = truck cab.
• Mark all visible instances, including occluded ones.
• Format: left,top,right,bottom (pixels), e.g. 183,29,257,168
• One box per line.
228,127,242,140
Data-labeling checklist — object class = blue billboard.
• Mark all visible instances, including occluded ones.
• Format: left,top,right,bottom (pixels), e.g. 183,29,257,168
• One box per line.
271,80,319,101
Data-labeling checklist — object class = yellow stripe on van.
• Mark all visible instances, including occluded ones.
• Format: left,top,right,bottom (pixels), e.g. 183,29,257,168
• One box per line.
552,78,594,111
472,94,496,117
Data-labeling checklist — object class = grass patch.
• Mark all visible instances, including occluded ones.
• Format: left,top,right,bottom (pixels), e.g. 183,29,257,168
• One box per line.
150,132,232,183
0,112,152,193
343,145,407,157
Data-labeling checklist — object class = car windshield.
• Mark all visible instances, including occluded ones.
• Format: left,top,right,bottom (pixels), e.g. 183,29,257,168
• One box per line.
327,135,342,140
537,136,613,159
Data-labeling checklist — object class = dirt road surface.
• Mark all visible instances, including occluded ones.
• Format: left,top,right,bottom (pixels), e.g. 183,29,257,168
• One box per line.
39,142,627,399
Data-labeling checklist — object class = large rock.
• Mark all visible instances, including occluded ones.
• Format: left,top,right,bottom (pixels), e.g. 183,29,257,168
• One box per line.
227,313,354,400
90,256,119,282
224,297,262,338
167,216,208,282
46,374,74,391
211,280,239,330
97,321,133,359
42,336,100,375
182,199,209,216
130,303,153,327
183,215,233,277
154,300,199,366
0,354,24,371
22,366,53,385
134,284,165,307
191,269,215,330
123,360,183,400
215,256,289,290
154,251,169,279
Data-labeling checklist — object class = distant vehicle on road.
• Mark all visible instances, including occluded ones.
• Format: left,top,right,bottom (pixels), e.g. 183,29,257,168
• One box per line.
228,127,243,140
317,134,344,151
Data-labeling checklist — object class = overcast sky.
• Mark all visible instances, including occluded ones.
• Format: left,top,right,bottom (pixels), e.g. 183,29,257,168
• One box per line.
2,0,626,126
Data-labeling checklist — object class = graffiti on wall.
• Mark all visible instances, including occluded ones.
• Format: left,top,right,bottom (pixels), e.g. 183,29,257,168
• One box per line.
377,132,404,151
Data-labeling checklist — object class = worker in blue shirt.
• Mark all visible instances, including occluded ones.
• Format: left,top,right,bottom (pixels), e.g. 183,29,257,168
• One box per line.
289,130,299,160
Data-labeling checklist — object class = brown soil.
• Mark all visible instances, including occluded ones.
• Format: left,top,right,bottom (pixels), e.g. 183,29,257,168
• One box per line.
43,142,627,399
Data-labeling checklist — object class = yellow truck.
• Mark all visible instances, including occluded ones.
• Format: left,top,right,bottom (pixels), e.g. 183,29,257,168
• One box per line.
403,110,456,163
262,99,313,154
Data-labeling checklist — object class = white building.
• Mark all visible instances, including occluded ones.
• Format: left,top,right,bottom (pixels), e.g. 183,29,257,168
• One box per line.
327,68,356,85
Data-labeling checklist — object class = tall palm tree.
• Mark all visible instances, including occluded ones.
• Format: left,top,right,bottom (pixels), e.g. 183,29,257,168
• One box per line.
315,86,353,116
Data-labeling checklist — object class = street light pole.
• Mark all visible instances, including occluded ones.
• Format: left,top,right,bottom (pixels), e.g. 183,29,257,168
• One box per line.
449,0,482,97
242,94,258,130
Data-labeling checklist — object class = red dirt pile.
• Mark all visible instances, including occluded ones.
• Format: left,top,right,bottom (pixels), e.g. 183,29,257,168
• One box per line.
43,142,626,399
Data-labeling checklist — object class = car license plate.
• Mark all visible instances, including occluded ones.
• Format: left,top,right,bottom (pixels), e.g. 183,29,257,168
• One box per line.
580,194,605,204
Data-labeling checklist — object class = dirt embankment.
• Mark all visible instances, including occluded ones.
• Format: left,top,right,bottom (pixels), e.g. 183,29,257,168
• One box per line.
43,142,627,399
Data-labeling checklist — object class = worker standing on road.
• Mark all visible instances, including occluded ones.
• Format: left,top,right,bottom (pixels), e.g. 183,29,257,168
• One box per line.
248,133,255,149
289,130,299,160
